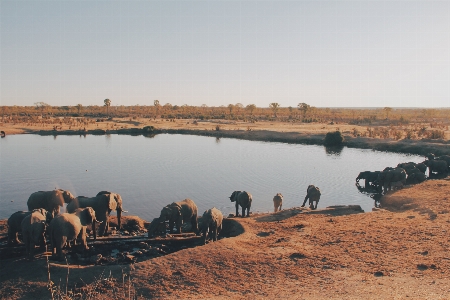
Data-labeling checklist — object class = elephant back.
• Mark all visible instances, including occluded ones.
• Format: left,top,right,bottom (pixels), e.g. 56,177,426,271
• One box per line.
176,198,198,221
27,190,65,211
237,191,252,208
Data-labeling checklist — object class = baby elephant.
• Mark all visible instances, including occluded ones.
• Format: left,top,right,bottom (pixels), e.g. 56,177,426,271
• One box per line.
302,185,321,210
20,209,51,259
273,193,283,212
200,207,223,244
157,199,199,234
229,191,252,217
49,207,101,261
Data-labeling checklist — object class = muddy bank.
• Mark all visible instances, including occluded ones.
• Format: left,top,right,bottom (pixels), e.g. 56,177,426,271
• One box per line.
34,127,450,156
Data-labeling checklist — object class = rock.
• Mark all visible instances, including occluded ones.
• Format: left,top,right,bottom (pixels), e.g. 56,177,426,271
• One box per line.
374,271,384,277
90,254,102,264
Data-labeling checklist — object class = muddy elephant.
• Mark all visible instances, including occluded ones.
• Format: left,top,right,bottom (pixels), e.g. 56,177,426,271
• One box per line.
302,185,321,209
378,168,407,193
229,191,252,217
423,159,449,177
27,189,76,216
200,207,223,244
156,199,199,234
49,207,100,261
20,209,51,259
356,171,381,188
8,209,52,245
66,191,124,238
273,193,283,212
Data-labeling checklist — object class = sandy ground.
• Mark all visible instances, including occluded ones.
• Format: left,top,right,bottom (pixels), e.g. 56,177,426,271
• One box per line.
1,119,450,299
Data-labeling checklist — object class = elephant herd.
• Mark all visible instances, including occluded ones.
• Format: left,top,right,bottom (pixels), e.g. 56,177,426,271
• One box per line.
7,189,124,261
8,186,321,261
356,153,450,194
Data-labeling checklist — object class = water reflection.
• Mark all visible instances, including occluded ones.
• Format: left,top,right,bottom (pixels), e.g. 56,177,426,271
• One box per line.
215,137,221,144
324,145,344,156
355,182,382,209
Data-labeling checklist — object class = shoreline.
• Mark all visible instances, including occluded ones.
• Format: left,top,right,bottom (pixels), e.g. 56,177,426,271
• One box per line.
6,126,450,157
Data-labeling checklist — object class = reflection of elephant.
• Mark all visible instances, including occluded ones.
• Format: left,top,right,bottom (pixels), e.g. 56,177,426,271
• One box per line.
49,207,100,261
273,193,283,212
21,209,50,259
157,199,199,234
8,209,52,245
66,191,124,237
302,185,321,209
27,189,76,216
356,171,381,187
406,171,427,185
378,168,407,193
423,159,449,177
229,191,252,217
200,207,223,244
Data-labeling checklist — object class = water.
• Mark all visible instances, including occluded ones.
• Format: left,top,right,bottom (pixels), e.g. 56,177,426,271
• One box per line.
0,134,424,220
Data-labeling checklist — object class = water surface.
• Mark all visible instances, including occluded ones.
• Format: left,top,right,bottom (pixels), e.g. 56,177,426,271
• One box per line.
0,134,424,220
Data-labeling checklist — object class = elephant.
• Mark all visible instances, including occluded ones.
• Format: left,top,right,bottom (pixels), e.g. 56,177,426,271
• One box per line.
423,159,448,177
378,168,407,193
406,171,427,185
147,218,168,237
200,207,223,244
273,193,283,212
302,185,321,209
229,191,252,217
390,181,404,190
8,209,52,245
49,207,100,261
156,199,199,234
66,191,125,238
397,162,427,175
20,209,50,259
426,153,450,170
27,189,76,216
356,171,381,188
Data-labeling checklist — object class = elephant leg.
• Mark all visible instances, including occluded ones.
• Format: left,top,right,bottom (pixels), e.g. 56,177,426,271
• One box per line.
97,215,107,237
301,197,308,207
213,227,218,241
235,202,239,217
241,206,246,218
247,205,251,217
168,220,174,233
191,216,199,234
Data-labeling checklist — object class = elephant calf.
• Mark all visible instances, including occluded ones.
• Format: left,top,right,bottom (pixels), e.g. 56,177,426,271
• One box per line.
49,207,100,261
302,185,321,210
273,193,283,212
200,207,223,244
157,199,199,234
21,209,51,259
229,191,252,217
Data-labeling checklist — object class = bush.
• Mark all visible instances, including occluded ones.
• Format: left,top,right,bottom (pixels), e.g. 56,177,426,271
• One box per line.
324,131,344,146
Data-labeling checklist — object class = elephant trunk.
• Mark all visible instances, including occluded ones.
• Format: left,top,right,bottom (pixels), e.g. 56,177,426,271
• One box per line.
117,210,122,230
92,219,102,240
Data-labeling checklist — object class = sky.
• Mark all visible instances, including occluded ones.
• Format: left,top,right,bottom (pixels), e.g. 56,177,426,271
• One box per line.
1,0,450,108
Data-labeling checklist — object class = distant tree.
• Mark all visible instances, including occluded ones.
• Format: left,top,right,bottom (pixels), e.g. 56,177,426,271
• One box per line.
228,104,235,115
246,104,256,116
269,103,280,118
154,100,160,116
383,107,392,119
235,103,244,114
298,103,310,119
76,104,83,114
34,102,51,114
104,99,111,116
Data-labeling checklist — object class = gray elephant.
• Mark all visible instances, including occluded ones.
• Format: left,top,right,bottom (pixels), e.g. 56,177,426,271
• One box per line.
423,159,449,177
27,189,76,216
398,162,427,175
200,207,223,244
273,193,283,212
356,171,381,188
156,199,199,234
378,168,407,193
406,171,427,185
8,209,52,245
302,185,321,209
49,207,100,261
20,209,50,259
66,191,124,238
426,153,450,170
229,191,252,217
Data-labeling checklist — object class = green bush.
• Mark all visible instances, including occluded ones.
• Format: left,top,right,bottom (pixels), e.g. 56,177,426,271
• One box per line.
324,131,344,146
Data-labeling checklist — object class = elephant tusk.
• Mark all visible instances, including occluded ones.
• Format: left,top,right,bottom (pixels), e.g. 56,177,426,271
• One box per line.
95,219,103,223
121,210,128,213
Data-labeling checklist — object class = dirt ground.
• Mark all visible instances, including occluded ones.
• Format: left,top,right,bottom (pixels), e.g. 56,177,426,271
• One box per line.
1,120,450,299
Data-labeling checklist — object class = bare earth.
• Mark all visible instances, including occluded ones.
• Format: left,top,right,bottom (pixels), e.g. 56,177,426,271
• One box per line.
1,120,450,299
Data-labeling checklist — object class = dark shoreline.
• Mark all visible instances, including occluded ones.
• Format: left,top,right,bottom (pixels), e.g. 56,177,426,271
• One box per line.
34,127,450,157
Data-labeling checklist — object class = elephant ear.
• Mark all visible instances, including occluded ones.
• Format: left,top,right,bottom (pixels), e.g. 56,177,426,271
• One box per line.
107,194,117,211
114,194,123,211
53,190,65,207
81,208,95,225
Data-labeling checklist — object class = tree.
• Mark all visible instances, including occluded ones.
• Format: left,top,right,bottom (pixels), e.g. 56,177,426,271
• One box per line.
383,107,392,119
154,100,160,116
76,104,83,114
298,103,310,119
246,104,256,116
34,102,51,114
228,104,235,115
235,103,244,114
269,103,280,118
104,99,111,116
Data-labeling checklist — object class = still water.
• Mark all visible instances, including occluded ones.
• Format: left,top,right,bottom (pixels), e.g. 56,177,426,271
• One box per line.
0,134,424,220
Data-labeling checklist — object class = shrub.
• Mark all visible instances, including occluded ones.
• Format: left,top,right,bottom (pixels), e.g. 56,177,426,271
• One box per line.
324,131,344,146
143,126,155,133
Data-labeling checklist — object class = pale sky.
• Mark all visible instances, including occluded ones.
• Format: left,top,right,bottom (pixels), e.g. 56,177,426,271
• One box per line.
1,0,449,108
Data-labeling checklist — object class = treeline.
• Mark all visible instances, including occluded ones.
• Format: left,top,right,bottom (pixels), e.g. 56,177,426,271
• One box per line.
1,102,449,126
